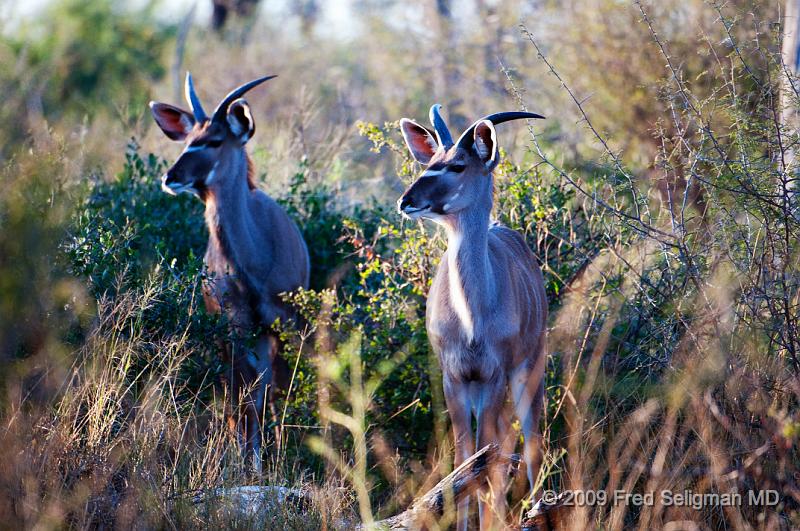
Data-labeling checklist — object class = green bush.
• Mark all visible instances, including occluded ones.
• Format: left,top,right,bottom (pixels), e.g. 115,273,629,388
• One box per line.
65,142,223,400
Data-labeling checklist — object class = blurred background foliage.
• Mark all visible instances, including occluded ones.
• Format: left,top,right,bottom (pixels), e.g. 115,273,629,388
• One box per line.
0,0,798,528
0,0,173,154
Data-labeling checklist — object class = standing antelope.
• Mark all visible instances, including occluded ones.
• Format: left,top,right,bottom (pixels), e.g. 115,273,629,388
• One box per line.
150,73,310,472
397,105,547,530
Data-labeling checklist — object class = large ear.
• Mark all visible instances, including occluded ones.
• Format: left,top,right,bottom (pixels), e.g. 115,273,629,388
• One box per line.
226,99,255,143
473,119,498,171
400,118,438,164
149,102,195,141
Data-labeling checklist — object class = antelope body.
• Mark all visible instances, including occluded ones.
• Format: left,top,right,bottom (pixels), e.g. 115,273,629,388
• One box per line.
398,105,548,530
150,73,309,472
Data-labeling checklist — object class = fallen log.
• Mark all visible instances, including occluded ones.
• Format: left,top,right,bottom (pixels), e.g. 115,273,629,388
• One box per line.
364,443,520,530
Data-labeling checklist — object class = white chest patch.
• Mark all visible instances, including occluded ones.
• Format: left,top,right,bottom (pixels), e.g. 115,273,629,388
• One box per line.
449,276,474,342
206,161,220,185
447,237,475,342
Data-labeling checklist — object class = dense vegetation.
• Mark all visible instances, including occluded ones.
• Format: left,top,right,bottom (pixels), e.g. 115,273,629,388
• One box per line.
0,0,798,528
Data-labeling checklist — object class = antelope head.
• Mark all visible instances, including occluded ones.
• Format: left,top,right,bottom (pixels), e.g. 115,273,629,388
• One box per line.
149,72,275,198
397,105,544,221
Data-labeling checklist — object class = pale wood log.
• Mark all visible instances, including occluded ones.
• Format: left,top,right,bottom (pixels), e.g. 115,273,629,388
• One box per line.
363,443,519,530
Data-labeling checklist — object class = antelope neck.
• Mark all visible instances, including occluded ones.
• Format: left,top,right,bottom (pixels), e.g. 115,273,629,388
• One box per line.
442,201,494,342
203,149,255,267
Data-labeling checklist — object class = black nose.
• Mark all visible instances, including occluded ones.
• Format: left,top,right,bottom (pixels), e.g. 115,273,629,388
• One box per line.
397,196,411,213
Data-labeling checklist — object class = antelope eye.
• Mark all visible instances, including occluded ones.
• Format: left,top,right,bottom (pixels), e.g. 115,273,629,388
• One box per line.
207,139,223,148
450,164,466,173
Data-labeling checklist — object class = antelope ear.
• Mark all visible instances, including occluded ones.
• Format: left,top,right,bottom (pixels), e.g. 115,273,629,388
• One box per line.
473,119,498,171
149,102,195,141
226,98,255,143
400,119,438,164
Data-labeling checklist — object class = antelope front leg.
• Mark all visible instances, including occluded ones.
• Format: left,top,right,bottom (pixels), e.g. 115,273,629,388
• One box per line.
256,334,283,450
246,334,276,472
475,376,509,531
511,358,546,502
443,379,474,531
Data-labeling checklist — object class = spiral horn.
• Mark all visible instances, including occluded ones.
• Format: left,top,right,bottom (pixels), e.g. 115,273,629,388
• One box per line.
184,72,208,122
454,111,545,151
211,74,277,122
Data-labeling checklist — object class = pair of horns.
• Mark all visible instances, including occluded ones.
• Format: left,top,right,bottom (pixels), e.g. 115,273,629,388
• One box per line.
184,72,276,123
428,104,545,151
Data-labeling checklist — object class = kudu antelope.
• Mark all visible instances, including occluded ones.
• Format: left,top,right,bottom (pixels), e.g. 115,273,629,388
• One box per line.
150,73,310,472
397,105,548,529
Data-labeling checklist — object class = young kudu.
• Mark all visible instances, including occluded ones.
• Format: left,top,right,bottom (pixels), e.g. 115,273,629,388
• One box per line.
397,105,548,530
150,73,310,472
